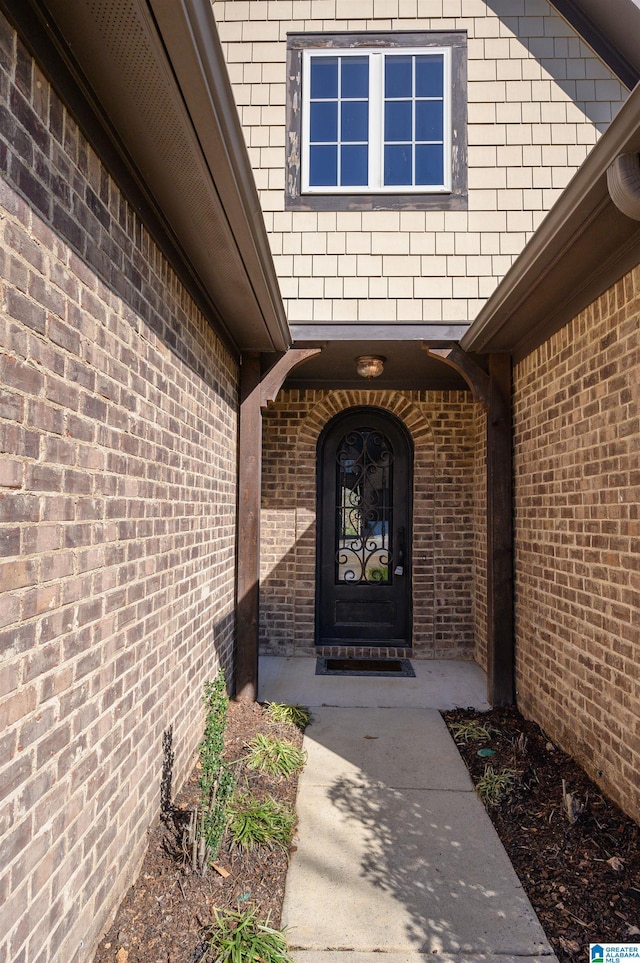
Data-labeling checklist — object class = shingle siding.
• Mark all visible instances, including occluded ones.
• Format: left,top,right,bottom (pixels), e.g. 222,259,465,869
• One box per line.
213,0,628,328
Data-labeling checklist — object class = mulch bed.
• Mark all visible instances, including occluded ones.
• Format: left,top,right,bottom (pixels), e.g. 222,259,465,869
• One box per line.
442,707,640,962
93,701,303,963
94,701,640,963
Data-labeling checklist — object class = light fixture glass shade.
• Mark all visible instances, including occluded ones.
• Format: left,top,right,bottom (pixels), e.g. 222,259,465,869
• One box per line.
355,355,385,378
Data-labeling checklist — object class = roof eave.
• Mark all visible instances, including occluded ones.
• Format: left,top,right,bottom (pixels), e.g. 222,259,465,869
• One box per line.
547,0,640,90
9,0,290,354
462,83,640,360
149,0,290,353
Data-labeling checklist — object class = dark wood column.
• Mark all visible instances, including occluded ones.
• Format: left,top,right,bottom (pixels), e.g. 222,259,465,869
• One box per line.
486,354,515,706
236,351,262,702
425,343,515,705
235,347,323,702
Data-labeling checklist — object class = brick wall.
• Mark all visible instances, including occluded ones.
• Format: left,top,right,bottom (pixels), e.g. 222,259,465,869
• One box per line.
513,263,640,824
260,388,480,658
213,0,628,327
0,15,239,962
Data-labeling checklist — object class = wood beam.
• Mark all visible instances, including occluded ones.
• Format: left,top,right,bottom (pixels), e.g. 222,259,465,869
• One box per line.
260,347,323,407
423,343,490,407
486,354,515,706
236,352,262,702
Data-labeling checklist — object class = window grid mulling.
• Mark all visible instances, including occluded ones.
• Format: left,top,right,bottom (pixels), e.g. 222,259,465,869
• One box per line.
383,53,445,189
308,55,369,189
303,47,449,194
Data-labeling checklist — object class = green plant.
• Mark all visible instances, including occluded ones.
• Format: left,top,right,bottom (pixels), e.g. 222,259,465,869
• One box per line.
245,734,307,779
367,565,389,582
200,674,229,778
475,764,517,807
449,719,500,743
206,907,293,963
227,793,295,851
265,702,311,729
186,672,236,874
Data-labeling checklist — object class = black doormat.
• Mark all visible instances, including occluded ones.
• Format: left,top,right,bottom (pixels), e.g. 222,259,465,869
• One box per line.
316,657,415,677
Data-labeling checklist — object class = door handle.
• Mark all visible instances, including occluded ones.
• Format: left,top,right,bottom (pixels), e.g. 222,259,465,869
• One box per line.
394,525,405,576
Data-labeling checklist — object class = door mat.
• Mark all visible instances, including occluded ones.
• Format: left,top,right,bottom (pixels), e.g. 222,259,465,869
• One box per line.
316,657,415,677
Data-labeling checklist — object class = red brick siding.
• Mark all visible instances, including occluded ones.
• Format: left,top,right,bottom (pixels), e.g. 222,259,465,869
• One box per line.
261,388,480,659
0,16,238,963
513,263,640,824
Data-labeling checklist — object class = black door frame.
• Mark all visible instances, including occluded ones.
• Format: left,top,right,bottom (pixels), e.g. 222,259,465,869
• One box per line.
315,406,413,648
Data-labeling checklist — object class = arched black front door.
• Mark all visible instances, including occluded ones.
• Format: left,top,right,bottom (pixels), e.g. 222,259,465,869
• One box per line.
316,408,413,647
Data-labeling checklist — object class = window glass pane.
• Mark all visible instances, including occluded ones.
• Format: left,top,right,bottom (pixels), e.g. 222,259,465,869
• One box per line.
384,144,412,185
335,428,392,585
341,57,369,98
310,144,338,186
301,43,454,196
385,55,412,98
341,144,368,186
310,57,338,98
385,100,412,142
311,101,338,142
416,100,443,141
416,143,444,185
341,101,368,142
416,55,444,97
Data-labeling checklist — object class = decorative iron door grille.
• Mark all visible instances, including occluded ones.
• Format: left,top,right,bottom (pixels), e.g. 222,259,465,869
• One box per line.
336,428,393,585
317,408,412,647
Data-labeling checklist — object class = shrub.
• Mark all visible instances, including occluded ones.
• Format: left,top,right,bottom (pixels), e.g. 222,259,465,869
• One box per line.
245,734,306,779
265,702,311,730
227,793,295,851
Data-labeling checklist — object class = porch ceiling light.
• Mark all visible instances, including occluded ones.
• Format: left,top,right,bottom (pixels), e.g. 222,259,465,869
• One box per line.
355,355,386,379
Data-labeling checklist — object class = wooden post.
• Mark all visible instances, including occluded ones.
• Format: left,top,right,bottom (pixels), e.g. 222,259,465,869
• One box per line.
486,354,515,706
236,352,262,702
234,347,323,702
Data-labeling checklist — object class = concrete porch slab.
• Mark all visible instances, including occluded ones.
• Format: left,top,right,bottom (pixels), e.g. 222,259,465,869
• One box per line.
258,656,490,710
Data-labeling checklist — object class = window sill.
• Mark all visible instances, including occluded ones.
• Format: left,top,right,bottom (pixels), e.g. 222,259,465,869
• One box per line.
285,190,468,212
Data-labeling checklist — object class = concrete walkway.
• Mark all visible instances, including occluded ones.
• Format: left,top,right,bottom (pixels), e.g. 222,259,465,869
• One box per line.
259,656,558,963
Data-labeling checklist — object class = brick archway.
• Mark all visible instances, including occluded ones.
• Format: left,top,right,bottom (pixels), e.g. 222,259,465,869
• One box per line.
259,387,482,660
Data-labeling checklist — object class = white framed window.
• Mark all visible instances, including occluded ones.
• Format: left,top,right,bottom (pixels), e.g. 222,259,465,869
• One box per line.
286,31,467,212
301,47,452,195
